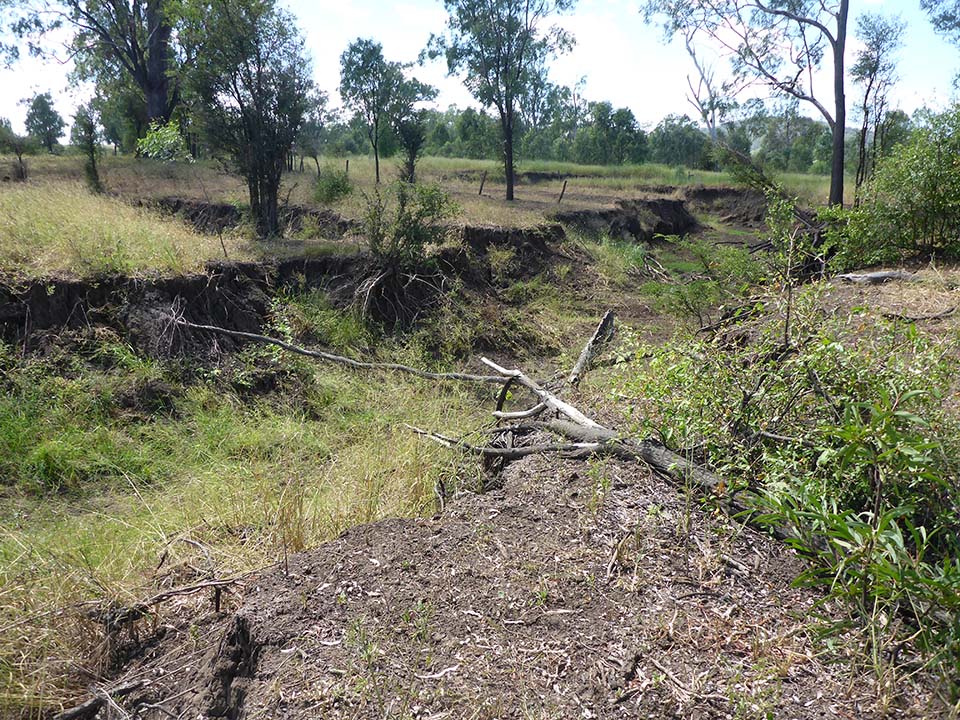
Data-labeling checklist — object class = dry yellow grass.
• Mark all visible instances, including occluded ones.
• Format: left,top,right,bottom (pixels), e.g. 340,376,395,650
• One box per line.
0,181,256,277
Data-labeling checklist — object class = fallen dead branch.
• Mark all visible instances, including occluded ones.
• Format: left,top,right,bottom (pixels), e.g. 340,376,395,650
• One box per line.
882,306,957,322
568,309,615,385
95,578,240,632
404,316,806,545
837,270,913,285
52,679,144,720
171,318,506,385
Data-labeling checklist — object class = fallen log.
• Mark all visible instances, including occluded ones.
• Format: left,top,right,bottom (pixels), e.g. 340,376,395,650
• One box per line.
837,270,913,285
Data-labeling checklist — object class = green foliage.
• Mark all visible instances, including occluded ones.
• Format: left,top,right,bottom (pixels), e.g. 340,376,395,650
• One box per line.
615,294,960,682
0,119,34,180
362,183,457,269
136,120,192,162
72,104,103,194
273,290,370,352
649,114,713,169
314,164,353,204
339,38,435,183
826,105,960,268
22,92,65,153
643,237,765,326
186,0,312,238
427,0,576,198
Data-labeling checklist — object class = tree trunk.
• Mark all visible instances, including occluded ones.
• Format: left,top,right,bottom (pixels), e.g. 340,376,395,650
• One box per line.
829,0,849,207
372,122,381,184
144,0,174,123
503,107,515,202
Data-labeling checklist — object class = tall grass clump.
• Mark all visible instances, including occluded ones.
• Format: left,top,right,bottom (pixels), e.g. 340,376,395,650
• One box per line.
0,182,253,276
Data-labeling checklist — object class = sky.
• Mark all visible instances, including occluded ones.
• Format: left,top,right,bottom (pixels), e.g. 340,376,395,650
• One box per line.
0,0,956,136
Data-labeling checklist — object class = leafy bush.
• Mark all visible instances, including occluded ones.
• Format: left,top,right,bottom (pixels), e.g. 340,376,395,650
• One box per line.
362,182,457,270
643,236,765,326
314,164,353,204
136,120,192,162
73,105,104,194
614,295,960,683
356,183,458,327
827,105,960,268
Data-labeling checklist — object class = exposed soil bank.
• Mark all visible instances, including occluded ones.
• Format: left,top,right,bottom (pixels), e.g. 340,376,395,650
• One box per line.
554,198,698,242
147,197,358,237
450,223,568,283
100,452,942,719
682,185,769,228
0,257,362,356
0,224,570,355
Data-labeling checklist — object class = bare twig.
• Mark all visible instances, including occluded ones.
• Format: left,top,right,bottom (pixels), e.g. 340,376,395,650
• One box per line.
882,306,957,322
405,425,600,459
52,679,144,720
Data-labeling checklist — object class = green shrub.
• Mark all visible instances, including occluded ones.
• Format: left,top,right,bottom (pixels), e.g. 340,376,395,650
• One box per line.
314,164,353,204
614,297,960,683
828,105,960,268
362,182,457,269
643,236,765,326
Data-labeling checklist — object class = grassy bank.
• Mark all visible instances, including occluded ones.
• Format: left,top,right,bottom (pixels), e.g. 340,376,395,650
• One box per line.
0,294,495,715
3,152,836,232
0,182,258,277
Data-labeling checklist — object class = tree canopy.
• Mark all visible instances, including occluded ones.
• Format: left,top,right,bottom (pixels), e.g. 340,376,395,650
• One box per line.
186,0,312,238
8,0,184,124
428,0,576,200
644,0,850,205
340,39,435,184
22,91,65,152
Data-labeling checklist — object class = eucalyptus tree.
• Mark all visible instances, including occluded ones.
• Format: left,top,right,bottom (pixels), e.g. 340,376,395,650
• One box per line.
339,39,404,184
923,0,960,45
22,91,65,151
186,0,312,238
851,13,904,196
427,0,576,201
644,0,851,206
6,0,184,124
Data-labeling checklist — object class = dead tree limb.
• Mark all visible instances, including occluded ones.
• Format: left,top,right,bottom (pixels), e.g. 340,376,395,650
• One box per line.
837,270,913,284
405,425,600,459
172,319,506,385
96,578,240,631
480,357,603,429
882,306,957,322
568,310,615,386
52,679,144,720
492,402,548,420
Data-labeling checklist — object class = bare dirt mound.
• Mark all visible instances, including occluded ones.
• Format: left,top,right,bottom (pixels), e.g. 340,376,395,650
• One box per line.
102,453,940,719
554,199,698,242
682,186,769,228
